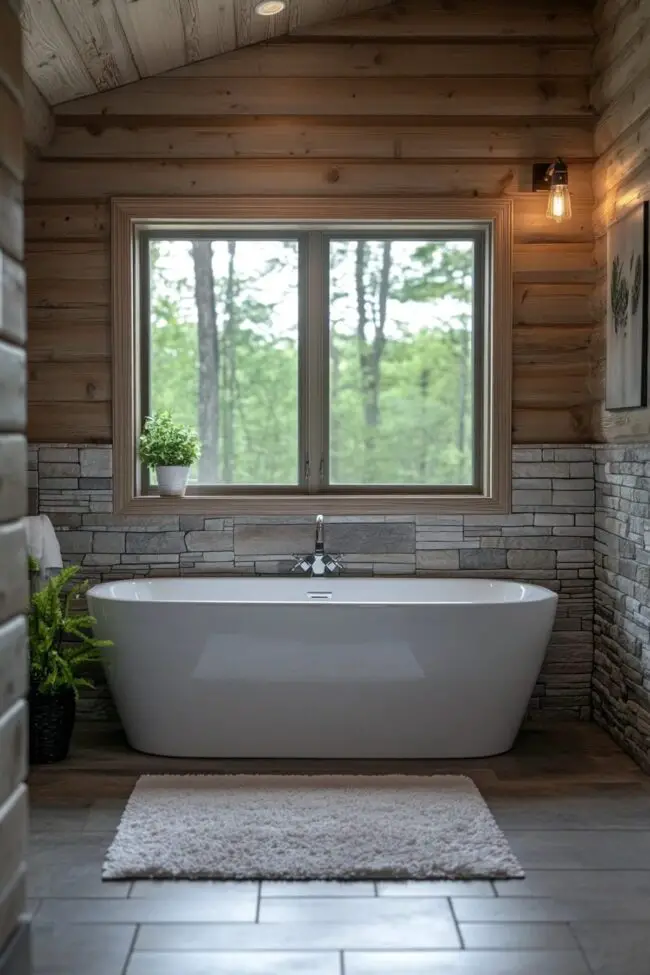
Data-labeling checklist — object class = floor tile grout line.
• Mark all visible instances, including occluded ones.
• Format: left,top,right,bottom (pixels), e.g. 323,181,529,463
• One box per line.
119,923,139,975
448,897,465,949
569,924,597,975
254,881,262,922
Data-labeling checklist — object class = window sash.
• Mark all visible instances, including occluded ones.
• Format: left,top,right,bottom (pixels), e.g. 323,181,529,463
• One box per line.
138,224,487,496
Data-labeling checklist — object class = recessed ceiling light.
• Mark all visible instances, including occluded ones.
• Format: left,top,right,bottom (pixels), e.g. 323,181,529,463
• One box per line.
255,0,286,15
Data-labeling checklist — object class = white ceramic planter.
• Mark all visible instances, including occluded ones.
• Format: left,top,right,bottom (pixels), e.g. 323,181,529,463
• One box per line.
156,465,190,497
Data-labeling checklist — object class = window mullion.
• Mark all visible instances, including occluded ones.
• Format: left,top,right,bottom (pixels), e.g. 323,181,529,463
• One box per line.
305,231,327,494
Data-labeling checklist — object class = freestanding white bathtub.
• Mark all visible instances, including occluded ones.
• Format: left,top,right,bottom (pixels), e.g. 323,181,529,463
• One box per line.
87,577,558,759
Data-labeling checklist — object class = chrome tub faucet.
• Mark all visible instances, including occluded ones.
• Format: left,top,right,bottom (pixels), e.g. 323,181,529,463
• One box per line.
292,514,342,576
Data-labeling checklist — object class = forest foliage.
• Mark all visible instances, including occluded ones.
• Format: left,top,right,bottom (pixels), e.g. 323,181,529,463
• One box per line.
148,235,476,487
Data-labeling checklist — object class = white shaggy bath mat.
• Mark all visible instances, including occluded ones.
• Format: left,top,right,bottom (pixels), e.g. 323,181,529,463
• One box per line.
103,774,523,881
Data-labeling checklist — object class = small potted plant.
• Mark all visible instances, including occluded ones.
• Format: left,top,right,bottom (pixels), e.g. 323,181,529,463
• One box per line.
29,560,111,764
139,410,201,497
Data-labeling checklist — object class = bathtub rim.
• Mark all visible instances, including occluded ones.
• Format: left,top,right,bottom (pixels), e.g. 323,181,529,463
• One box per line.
87,576,559,608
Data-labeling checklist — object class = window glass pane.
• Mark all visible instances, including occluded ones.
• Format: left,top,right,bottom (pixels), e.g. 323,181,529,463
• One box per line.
328,238,475,486
148,238,300,486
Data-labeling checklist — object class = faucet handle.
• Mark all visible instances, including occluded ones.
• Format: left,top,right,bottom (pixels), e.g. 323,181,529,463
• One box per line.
291,554,312,573
324,553,343,573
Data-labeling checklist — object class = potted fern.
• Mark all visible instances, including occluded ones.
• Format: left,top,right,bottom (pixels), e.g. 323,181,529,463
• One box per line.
29,560,111,764
139,410,201,497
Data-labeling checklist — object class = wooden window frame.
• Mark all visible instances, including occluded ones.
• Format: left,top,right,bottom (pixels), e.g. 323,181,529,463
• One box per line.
112,196,512,515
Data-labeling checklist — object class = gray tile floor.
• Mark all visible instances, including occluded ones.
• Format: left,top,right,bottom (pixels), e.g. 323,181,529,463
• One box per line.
27,721,650,974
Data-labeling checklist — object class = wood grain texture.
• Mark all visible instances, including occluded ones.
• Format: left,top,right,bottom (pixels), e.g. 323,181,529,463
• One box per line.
0,524,28,624
0,1,21,104
21,0,96,104
169,40,593,78
55,76,593,118
25,0,596,446
28,402,111,441
0,616,27,716
52,0,139,92
178,0,237,61
0,341,26,432
0,0,28,947
0,787,27,915
297,0,594,39
0,83,23,181
42,119,596,162
0,253,26,345
25,159,595,200
23,73,55,151
22,0,391,104
593,0,650,440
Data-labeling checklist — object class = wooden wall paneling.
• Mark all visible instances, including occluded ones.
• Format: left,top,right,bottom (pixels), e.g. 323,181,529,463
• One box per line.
514,283,595,325
593,109,650,201
591,21,649,111
111,0,186,78
27,402,111,442
25,201,109,242
0,253,25,345
54,76,593,118
21,0,96,104
513,242,597,281
169,40,593,78
51,0,139,92
0,2,28,963
26,0,597,445
42,119,596,162
25,159,595,200
28,321,111,363
23,74,55,152
0,166,22,262
28,360,110,402
0,84,23,181
0,0,22,103
0,342,26,432
178,0,237,62
593,0,650,73
514,323,596,362
26,242,109,306
297,0,594,39
595,68,650,155
513,405,593,442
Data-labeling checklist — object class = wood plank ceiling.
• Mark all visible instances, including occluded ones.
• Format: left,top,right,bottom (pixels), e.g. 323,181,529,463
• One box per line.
21,0,391,106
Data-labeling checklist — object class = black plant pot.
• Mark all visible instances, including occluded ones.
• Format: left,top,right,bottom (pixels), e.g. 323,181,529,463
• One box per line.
29,684,76,764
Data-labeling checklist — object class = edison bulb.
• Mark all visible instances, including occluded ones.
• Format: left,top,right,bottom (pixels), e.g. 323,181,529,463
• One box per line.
547,184,572,223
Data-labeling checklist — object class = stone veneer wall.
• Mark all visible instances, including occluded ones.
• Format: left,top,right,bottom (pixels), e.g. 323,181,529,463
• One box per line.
594,444,650,772
29,443,595,720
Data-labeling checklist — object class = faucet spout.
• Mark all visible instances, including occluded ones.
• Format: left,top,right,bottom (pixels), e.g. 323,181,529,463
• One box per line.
315,514,324,555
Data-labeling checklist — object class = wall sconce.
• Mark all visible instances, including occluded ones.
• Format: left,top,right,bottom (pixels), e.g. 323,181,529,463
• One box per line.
532,158,572,224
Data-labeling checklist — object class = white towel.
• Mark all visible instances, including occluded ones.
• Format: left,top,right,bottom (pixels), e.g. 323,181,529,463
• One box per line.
23,514,63,572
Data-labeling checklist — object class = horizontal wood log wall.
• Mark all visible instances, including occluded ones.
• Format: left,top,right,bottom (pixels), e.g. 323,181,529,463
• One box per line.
593,0,650,440
0,0,29,966
25,0,597,444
